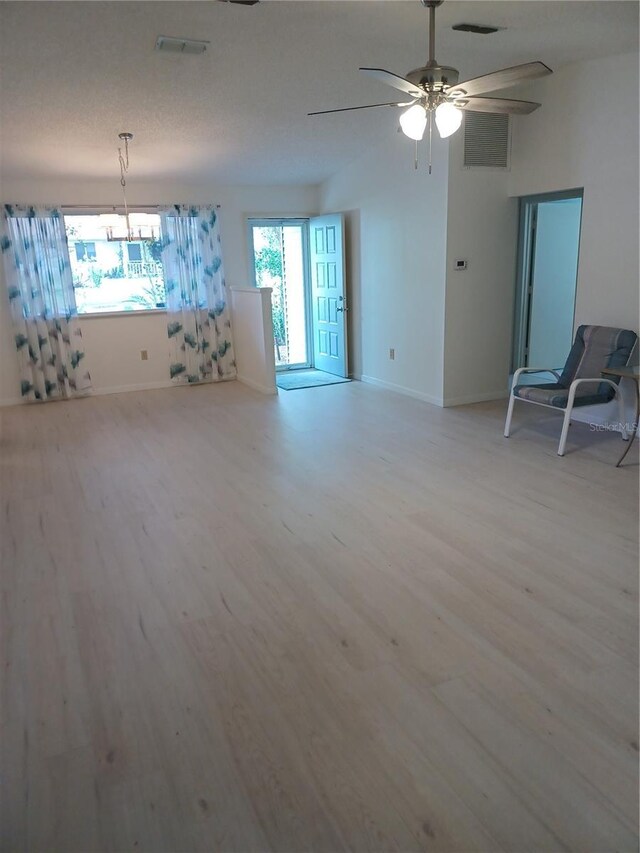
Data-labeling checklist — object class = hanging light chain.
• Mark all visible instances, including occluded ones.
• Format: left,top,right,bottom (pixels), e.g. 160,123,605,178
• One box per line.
118,135,130,185
117,132,133,238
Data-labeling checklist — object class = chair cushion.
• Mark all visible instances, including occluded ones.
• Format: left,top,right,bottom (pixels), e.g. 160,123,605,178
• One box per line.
516,325,639,409
513,382,613,409
560,325,638,394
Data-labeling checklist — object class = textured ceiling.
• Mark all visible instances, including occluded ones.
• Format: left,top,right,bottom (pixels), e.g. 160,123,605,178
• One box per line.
1,1,638,186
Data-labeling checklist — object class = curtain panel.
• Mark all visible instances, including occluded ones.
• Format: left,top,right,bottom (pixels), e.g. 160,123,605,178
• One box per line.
160,205,236,385
1,204,91,402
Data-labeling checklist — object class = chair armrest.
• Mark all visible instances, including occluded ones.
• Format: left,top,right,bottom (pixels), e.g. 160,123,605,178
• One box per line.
565,378,623,409
512,367,561,387
568,377,621,396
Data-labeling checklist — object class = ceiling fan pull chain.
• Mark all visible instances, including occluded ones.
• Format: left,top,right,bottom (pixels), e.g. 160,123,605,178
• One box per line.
414,140,419,171
428,110,433,175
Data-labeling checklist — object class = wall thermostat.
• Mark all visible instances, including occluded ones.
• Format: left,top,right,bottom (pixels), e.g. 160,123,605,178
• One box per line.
454,259,468,271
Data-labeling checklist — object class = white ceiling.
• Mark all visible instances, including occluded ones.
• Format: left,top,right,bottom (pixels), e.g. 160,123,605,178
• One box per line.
1,1,637,186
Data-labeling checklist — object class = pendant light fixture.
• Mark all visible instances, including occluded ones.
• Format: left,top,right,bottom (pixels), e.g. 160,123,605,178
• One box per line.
99,133,157,242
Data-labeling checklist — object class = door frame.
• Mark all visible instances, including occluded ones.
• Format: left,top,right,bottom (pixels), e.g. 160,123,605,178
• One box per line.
247,218,313,371
511,188,583,371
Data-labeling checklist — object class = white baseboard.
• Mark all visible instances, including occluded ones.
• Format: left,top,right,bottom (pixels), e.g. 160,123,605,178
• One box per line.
91,379,175,397
0,379,174,406
0,376,241,406
360,375,443,407
237,374,277,395
443,390,510,407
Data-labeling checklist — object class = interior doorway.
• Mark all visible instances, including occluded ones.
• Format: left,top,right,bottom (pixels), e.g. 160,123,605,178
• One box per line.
512,190,583,371
249,219,311,370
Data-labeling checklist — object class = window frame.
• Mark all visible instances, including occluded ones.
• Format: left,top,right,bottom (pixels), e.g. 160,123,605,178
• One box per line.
64,207,167,318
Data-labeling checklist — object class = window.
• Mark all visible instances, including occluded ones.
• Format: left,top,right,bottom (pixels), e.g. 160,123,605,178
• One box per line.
75,241,97,262
64,214,166,314
126,243,142,262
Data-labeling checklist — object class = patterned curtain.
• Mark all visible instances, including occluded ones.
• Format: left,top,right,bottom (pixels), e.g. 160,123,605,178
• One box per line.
0,204,91,402
160,205,236,384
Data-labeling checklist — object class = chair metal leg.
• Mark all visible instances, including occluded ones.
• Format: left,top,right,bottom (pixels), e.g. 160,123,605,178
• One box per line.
504,394,516,437
616,380,639,468
558,405,572,456
617,389,629,441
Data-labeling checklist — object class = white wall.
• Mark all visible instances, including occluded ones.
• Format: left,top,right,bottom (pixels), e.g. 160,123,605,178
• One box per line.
230,286,277,395
443,130,518,406
319,50,638,423
509,51,639,428
509,51,639,331
318,122,516,408
320,134,449,405
0,179,318,403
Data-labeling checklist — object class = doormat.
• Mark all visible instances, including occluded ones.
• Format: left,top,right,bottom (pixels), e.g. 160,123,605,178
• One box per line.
276,369,351,391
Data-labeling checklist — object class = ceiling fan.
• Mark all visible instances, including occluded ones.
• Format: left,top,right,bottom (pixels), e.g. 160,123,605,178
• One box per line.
309,0,552,170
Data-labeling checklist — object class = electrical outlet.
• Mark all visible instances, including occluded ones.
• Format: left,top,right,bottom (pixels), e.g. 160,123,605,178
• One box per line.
389,348,395,360
140,350,148,361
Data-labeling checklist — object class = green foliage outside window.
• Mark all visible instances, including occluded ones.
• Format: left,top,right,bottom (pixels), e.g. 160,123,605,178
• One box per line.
253,229,286,347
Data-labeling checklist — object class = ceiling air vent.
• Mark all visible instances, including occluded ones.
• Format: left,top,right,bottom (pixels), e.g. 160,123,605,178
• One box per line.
155,36,210,55
463,111,510,169
452,23,501,34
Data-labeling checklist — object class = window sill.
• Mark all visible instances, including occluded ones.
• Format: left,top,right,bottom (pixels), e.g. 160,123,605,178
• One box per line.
78,309,167,319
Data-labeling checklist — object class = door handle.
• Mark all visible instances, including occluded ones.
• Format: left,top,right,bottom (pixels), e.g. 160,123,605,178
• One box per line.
337,306,349,312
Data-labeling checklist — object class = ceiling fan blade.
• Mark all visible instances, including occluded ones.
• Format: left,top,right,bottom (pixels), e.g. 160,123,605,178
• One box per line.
449,61,552,98
359,67,423,98
308,101,410,117
458,96,541,115
218,1,259,5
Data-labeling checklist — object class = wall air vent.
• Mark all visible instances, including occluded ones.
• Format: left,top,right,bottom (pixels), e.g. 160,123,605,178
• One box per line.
452,23,501,34
155,35,210,55
463,111,510,169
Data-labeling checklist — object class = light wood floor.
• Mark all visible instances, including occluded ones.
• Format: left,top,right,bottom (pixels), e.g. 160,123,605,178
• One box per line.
1,380,638,853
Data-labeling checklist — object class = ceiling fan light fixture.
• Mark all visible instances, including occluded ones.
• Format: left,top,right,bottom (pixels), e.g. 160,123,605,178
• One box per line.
399,104,427,141
308,0,551,175
435,102,463,138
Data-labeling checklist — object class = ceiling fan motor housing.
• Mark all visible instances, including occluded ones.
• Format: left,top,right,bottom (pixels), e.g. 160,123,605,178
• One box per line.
405,64,460,91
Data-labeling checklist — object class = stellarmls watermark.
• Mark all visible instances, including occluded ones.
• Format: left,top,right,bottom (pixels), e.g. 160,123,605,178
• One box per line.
589,421,639,432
